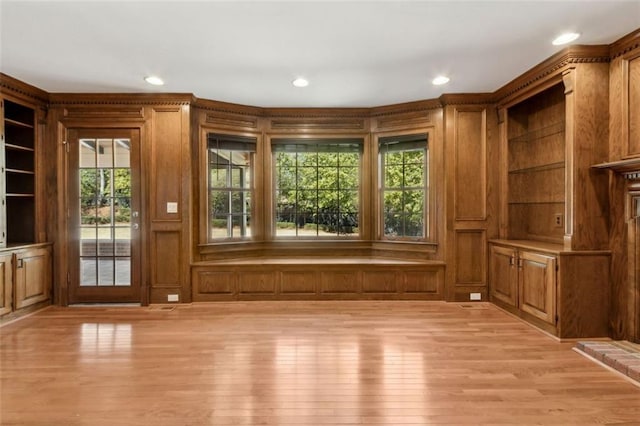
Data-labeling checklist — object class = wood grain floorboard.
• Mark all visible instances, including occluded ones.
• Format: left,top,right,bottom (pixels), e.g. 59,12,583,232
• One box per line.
1,301,640,425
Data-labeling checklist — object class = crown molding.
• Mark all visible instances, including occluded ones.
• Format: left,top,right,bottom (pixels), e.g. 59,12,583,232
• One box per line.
194,97,264,117
370,99,441,117
610,28,640,59
495,44,610,105
48,93,194,106
439,93,495,106
0,73,49,105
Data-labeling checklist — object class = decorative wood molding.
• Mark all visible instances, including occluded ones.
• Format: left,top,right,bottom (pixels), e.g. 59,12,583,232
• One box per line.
439,93,495,106
205,113,259,130
270,118,366,131
495,45,610,105
374,112,431,131
0,73,49,105
49,93,194,107
266,107,370,119
194,97,263,117
610,28,640,60
562,69,575,95
370,99,440,117
63,106,145,119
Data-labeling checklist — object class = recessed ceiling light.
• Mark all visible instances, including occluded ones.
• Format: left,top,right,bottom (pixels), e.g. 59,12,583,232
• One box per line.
552,32,580,46
292,78,309,88
144,75,164,86
432,75,450,86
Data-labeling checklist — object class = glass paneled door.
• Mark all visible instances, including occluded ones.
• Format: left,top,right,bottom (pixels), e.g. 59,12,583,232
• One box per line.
68,129,141,303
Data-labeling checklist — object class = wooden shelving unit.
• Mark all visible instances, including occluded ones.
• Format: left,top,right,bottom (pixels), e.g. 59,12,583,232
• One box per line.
1,98,36,246
490,63,611,338
506,84,566,244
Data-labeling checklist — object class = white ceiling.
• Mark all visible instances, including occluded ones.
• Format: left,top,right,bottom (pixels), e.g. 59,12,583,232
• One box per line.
1,1,639,108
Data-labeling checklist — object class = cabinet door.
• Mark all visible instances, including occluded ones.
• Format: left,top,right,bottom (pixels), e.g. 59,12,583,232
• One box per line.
489,245,518,307
0,253,12,316
14,246,51,310
518,251,556,324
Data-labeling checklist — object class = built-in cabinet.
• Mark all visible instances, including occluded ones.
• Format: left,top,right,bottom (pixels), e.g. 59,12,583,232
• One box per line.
490,240,609,337
491,59,611,338
490,244,556,325
0,243,52,317
0,79,52,320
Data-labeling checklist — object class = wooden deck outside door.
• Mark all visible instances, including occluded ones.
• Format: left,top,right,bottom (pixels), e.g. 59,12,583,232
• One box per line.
67,129,141,303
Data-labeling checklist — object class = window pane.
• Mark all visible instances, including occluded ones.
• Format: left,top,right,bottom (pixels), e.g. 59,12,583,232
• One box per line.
317,167,338,190
297,152,316,167
207,135,255,242
385,164,403,188
273,140,362,239
231,191,248,214
404,150,424,163
404,190,424,214
97,139,113,168
211,216,229,239
114,139,131,168
80,139,97,168
114,169,131,196
405,213,424,237
404,162,424,187
339,152,359,167
384,191,403,213
210,167,228,188
210,190,230,216
380,141,427,239
318,152,338,166
339,167,358,190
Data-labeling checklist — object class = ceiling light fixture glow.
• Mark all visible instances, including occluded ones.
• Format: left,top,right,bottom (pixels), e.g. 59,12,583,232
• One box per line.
432,75,450,86
292,77,309,88
144,76,164,86
552,32,580,46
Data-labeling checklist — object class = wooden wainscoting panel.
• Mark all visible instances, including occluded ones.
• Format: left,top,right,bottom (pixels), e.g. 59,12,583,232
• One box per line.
404,270,441,294
238,271,277,294
320,271,360,294
454,230,486,285
151,107,183,221
454,108,487,220
629,56,640,155
152,231,181,288
195,271,236,295
0,254,12,316
280,271,317,294
362,271,398,293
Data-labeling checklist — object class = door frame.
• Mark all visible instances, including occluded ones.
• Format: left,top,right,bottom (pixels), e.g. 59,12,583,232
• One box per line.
60,123,148,306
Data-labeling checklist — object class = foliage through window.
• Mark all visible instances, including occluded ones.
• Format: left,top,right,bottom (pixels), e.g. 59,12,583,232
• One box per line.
207,134,255,241
379,134,428,239
273,139,362,237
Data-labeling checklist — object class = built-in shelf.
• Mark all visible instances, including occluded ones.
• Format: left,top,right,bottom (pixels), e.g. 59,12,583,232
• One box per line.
509,161,565,174
593,157,640,179
508,121,565,144
5,143,34,152
6,169,34,175
4,118,34,129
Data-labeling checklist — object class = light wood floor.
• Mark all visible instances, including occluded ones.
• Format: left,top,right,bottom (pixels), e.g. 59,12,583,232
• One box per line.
2,302,640,425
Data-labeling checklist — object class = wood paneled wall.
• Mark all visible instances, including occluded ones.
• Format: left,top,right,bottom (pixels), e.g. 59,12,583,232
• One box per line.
442,97,498,302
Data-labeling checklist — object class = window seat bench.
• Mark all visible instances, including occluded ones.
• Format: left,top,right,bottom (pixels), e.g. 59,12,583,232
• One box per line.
191,257,445,301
